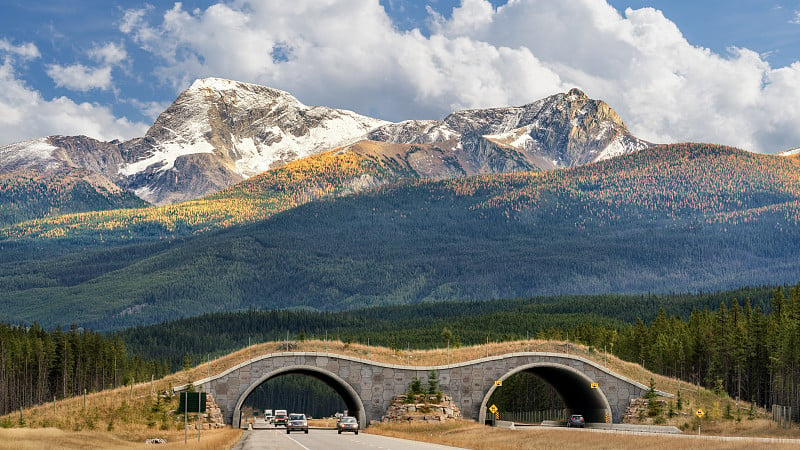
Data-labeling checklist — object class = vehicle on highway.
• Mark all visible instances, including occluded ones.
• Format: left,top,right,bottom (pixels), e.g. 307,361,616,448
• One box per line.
273,410,288,427
286,413,308,434
567,414,585,428
336,416,359,434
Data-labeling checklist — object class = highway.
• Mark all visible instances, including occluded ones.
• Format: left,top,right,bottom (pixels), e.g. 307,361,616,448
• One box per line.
232,426,465,450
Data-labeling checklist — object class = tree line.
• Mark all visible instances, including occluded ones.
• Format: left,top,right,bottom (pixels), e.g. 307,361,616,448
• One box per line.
0,323,168,416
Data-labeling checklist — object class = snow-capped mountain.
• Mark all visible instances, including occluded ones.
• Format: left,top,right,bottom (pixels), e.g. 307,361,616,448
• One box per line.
368,88,650,172
0,79,650,207
0,78,387,205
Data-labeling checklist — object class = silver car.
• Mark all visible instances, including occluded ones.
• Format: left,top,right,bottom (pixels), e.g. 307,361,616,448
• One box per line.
286,413,308,434
336,416,359,434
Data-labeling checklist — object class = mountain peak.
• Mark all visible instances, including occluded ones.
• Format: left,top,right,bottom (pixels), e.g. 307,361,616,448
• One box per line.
187,77,303,104
565,87,587,101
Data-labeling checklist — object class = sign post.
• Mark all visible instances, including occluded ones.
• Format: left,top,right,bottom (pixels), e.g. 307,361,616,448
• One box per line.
180,392,207,443
695,408,705,435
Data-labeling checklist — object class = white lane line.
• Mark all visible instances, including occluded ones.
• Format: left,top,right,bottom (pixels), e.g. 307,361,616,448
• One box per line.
281,431,312,450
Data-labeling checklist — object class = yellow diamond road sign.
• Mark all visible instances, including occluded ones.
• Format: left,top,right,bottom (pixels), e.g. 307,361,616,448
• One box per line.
695,408,705,418
489,404,498,414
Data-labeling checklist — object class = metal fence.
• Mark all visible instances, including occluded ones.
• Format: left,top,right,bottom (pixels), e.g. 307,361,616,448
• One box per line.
496,409,564,424
772,404,797,428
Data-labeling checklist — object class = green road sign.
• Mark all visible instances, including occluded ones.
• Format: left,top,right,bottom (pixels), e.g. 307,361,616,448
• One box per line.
179,392,207,413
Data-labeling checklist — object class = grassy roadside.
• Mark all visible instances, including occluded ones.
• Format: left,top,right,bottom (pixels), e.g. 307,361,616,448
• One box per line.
366,421,800,449
0,427,242,449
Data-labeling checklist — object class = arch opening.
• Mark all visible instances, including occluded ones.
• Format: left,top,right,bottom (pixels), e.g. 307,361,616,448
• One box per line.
480,363,612,424
232,366,366,428
486,371,565,423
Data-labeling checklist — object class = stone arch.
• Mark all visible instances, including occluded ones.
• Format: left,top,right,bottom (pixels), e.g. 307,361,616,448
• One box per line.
232,365,367,428
479,362,612,423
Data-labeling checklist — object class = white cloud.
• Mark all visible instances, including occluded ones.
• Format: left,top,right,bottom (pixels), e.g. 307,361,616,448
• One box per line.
45,42,128,93
791,10,800,25
46,63,113,91
115,0,800,152
119,0,567,123
89,42,127,66
0,39,40,60
0,55,148,144
2,0,795,153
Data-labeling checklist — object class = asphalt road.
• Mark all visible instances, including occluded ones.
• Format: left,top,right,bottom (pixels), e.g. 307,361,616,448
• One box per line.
232,427,466,450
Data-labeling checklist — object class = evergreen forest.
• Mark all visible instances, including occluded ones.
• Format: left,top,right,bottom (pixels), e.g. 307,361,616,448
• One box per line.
3,144,800,331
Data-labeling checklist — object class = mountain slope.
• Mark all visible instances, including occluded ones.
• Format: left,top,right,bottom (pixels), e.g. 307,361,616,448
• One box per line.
2,143,800,330
0,80,650,215
0,167,148,228
0,143,413,241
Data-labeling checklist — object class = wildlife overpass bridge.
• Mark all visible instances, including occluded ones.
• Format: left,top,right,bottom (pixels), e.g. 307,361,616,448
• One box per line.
187,352,664,428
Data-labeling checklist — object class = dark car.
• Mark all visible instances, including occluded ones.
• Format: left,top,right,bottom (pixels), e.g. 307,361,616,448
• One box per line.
286,413,308,434
567,414,585,428
336,416,359,434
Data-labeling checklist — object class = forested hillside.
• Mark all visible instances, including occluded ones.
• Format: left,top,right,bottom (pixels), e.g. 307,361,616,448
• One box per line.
2,143,800,330
0,323,168,416
0,169,148,228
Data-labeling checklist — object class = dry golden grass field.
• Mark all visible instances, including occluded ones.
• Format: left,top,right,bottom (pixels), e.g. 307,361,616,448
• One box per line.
0,427,242,449
2,339,800,448
367,421,800,449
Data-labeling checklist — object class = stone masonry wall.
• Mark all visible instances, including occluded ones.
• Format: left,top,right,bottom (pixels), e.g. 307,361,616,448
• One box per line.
193,352,656,427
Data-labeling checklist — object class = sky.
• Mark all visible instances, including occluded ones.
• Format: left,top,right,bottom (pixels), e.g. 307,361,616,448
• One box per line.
1,0,800,153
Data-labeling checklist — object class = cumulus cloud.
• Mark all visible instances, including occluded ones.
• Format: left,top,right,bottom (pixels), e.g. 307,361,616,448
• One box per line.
115,0,800,153
45,42,129,92
0,45,148,144
89,42,127,66
0,39,40,60
119,0,567,122
3,1,799,152
46,63,113,91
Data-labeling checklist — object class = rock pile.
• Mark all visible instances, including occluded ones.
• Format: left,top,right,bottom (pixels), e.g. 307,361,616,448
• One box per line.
201,393,225,429
622,397,668,423
382,394,462,423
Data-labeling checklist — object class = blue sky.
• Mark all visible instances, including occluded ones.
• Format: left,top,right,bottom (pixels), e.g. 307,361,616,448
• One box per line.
1,0,800,153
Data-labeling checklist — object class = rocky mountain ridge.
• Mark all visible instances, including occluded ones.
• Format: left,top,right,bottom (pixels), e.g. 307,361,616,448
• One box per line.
0,78,650,208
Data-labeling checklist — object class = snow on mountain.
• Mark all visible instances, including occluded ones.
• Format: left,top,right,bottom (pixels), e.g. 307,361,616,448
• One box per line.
112,77,389,204
0,138,61,172
0,79,652,207
367,120,460,144
369,88,651,171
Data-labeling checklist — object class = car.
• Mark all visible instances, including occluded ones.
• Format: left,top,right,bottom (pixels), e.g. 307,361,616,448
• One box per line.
273,410,288,427
336,416,359,434
264,414,274,424
286,413,308,434
567,414,585,428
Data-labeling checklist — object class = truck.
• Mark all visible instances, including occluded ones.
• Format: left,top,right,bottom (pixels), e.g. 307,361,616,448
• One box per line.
273,409,288,427
264,409,273,423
